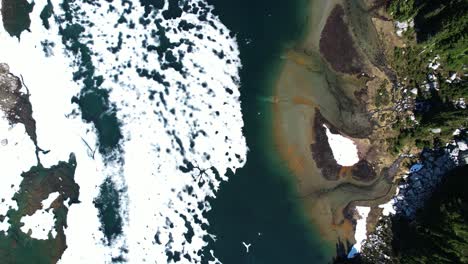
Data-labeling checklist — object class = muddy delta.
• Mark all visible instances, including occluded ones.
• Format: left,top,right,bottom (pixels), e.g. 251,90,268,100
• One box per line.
272,0,401,258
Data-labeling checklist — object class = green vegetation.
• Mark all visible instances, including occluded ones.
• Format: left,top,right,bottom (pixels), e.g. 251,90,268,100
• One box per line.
358,166,468,264
385,0,467,151
388,0,468,72
375,80,391,107
387,105,467,154
0,156,79,264
393,166,468,263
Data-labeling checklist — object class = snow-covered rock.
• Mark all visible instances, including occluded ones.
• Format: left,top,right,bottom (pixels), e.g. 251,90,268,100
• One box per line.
428,55,441,70
454,98,466,109
429,62,440,70
457,141,467,151
384,136,467,219
379,194,397,216
395,20,414,37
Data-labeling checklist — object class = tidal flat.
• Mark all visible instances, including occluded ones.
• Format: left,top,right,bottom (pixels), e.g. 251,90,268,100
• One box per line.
272,0,400,253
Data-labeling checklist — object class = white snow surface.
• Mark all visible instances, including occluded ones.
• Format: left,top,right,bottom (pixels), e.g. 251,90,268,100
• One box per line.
323,125,359,166
379,187,399,216
428,55,441,70
395,20,413,37
20,206,56,240
450,73,458,81
458,141,468,151
379,199,396,216
41,192,60,208
0,216,9,233
0,2,111,260
429,62,440,70
347,206,371,258
0,113,37,229
0,0,247,263
19,192,61,239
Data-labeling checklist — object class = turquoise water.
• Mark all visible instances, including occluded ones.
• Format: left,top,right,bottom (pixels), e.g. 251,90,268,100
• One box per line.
204,0,332,263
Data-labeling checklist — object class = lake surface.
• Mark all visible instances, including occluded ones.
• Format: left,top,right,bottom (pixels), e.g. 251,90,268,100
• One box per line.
204,0,398,262
0,0,366,262
204,0,334,262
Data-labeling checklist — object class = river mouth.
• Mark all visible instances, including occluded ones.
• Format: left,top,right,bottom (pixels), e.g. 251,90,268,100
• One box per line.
273,0,398,252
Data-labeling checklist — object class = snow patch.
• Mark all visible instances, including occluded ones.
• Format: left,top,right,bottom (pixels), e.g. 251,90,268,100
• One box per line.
20,207,56,240
378,188,399,216
347,206,371,258
454,98,466,109
395,20,414,37
323,125,359,166
458,141,468,151
1,0,247,262
0,0,116,261
41,192,60,208
0,113,37,227
0,216,9,233
428,55,441,70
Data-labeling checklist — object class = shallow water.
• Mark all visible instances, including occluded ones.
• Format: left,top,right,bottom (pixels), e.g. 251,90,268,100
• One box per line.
206,0,397,261
204,0,334,262
1,0,249,263
271,0,395,255
0,0,391,262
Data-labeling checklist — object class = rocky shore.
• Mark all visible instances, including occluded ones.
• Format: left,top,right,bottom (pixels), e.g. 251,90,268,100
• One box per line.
0,63,38,153
356,131,468,262
388,133,467,219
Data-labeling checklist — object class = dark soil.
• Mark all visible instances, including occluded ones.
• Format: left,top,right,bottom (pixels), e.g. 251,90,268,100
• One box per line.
7,91,38,147
319,5,364,74
0,65,38,147
311,110,377,182
351,160,376,182
354,87,369,105
0,155,80,264
311,110,342,181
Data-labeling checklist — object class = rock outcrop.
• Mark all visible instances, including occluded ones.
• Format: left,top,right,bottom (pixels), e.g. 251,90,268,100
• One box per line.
390,134,467,219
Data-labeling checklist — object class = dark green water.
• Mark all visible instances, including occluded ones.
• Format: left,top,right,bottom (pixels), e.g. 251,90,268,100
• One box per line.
204,0,332,263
